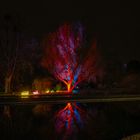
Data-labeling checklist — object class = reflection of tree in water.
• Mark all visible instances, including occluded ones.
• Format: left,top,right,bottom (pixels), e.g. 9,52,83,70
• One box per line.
0,103,140,140
54,103,86,140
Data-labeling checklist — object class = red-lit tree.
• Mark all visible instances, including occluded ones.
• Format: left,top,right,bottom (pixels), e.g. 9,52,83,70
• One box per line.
41,23,102,92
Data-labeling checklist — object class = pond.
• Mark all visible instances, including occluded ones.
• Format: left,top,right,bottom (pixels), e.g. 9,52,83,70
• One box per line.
0,101,140,140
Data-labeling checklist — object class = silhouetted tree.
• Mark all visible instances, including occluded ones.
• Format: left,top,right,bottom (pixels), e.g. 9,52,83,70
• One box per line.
0,14,39,93
0,14,20,93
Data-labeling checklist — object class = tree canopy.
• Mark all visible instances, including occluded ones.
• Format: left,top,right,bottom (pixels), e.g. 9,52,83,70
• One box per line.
41,23,103,92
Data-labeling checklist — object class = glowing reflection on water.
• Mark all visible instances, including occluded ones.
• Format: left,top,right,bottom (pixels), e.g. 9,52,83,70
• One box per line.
54,102,86,139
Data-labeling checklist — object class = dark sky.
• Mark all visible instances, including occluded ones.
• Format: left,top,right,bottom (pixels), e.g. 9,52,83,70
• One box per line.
0,0,139,62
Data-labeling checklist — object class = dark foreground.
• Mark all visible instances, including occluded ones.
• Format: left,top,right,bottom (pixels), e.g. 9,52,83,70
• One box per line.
0,101,140,140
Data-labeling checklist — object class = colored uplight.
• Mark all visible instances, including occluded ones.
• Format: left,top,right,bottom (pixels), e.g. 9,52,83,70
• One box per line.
72,89,79,94
45,89,50,93
44,89,55,94
56,90,69,94
20,91,30,98
32,90,40,95
50,90,55,93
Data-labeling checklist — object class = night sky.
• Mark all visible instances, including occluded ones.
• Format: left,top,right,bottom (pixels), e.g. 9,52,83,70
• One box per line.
0,0,139,62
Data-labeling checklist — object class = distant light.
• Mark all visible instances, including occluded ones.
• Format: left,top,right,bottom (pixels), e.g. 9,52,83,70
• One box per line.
45,90,50,94
20,91,30,98
32,90,40,95
76,86,79,89
72,89,79,94
50,90,55,93
56,90,69,93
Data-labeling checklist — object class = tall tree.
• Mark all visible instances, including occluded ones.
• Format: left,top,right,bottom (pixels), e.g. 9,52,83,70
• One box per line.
0,14,39,93
41,23,102,92
0,14,20,93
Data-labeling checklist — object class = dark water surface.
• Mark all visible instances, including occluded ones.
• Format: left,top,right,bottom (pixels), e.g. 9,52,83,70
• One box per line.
0,101,140,140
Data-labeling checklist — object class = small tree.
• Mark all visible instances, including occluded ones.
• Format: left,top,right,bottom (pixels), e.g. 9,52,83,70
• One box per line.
41,23,102,92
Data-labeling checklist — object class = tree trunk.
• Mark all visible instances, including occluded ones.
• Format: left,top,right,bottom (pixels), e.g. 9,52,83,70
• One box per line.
5,75,12,94
67,83,71,92
4,75,12,118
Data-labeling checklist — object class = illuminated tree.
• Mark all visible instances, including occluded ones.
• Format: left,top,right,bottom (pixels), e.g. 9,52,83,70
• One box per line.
41,23,102,92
